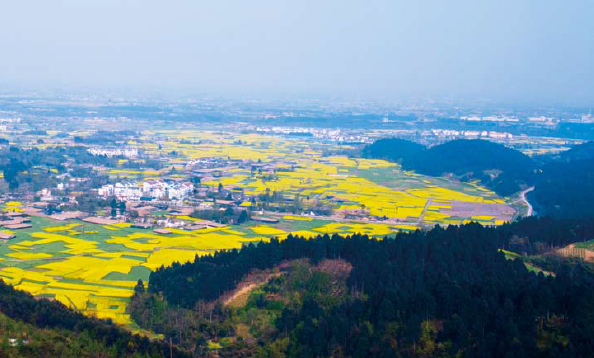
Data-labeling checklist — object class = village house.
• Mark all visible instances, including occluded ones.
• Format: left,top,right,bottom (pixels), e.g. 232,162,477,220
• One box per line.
97,180,194,203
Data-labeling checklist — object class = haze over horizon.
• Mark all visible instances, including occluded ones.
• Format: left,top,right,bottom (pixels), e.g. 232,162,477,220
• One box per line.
1,0,593,105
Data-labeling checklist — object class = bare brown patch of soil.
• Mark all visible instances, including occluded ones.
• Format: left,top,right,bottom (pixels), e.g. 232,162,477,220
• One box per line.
316,259,352,279
556,244,594,263
316,259,352,296
222,269,284,308
222,258,353,307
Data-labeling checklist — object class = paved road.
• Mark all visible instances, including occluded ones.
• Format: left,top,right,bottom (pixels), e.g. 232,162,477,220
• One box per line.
263,210,421,228
518,186,535,217
416,199,433,225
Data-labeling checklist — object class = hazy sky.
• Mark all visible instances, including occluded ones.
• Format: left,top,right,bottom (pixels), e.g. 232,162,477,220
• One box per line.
1,1,592,104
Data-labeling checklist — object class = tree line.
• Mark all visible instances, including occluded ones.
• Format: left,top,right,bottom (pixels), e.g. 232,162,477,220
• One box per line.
146,217,594,357
0,280,190,358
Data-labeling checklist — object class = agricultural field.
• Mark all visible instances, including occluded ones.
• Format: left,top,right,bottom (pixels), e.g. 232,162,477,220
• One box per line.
0,130,519,329
0,212,260,328
137,131,515,225
0,211,404,329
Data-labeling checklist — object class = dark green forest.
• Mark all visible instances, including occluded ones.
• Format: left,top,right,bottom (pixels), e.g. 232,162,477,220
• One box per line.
363,138,594,218
139,217,594,357
362,138,534,196
2,139,594,357
0,280,189,358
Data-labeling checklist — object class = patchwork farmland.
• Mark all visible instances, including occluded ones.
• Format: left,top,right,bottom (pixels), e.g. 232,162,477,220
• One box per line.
0,131,520,329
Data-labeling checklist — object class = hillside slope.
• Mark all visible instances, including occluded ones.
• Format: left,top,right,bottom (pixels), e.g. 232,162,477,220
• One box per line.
362,137,425,164
531,158,594,218
0,280,188,358
363,138,594,217
137,220,594,357
363,138,534,195
414,139,534,176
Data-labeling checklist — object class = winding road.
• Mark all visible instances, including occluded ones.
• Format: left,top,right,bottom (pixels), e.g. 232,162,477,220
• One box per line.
518,186,535,217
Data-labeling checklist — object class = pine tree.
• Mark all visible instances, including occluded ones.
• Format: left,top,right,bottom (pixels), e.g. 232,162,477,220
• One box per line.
134,280,145,295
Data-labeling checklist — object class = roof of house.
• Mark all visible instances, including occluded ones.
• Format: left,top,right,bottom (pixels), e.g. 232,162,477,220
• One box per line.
190,219,227,228
132,223,152,229
3,223,32,230
168,207,194,216
251,216,280,223
50,211,86,221
0,231,16,239
0,219,25,226
153,228,172,234
185,224,208,230
215,200,234,205
6,212,29,217
82,217,119,225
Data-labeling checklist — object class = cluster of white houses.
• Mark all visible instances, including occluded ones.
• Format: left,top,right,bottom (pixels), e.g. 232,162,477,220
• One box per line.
88,147,139,157
96,180,194,203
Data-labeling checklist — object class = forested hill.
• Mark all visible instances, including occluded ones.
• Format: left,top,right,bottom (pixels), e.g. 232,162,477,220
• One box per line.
0,280,190,358
363,138,594,217
416,139,534,176
531,157,594,218
558,141,594,162
526,141,594,217
362,138,535,195
143,218,594,357
361,137,425,164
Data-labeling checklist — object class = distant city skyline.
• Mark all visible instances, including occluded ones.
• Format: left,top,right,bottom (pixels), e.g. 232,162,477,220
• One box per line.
1,1,593,105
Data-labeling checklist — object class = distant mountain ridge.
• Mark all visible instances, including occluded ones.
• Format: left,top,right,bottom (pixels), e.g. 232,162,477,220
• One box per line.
362,137,425,164
414,139,534,175
363,138,534,196
363,138,594,218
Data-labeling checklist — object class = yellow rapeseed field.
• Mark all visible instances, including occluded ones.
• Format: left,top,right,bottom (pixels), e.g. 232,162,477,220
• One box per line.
0,130,516,330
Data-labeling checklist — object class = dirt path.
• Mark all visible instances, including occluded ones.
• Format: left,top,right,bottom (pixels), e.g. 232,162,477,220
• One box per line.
222,270,284,308
224,284,258,307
